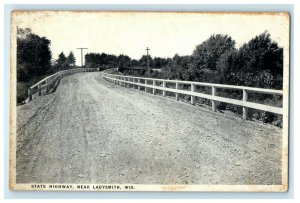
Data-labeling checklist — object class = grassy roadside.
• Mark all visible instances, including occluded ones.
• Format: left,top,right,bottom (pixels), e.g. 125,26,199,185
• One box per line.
17,74,52,105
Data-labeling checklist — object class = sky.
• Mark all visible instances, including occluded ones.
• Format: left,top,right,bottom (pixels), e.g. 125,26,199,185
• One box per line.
12,11,290,66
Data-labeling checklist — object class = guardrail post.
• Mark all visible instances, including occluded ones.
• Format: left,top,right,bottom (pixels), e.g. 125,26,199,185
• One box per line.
152,80,156,94
145,79,147,93
163,81,166,97
138,79,141,91
46,79,49,92
132,78,135,88
243,89,248,120
191,83,195,105
28,88,32,101
175,82,179,101
38,84,41,96
212,86,216,111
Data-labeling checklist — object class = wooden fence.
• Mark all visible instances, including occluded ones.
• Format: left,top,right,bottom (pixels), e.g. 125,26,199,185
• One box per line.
102,72,283,119
28,68,99,101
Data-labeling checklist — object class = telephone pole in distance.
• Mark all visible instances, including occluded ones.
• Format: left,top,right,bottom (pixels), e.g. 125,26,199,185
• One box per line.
77,48,88,67
145,47,150,69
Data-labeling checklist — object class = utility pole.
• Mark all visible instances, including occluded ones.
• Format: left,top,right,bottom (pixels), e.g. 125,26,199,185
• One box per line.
145,47,150,69
77,48,88,67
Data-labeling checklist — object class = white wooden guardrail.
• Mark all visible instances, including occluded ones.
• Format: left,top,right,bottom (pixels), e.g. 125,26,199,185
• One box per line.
102,72,283,120
28,68,99,101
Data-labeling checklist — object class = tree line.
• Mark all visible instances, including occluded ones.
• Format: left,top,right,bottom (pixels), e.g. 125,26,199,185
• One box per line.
17,28,283,90
85,53,170,70
85,32,283,89
146,32,282,90
55,51,76,71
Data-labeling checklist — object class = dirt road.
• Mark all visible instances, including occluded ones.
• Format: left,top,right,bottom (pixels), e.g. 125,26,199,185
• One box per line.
16,72,282,185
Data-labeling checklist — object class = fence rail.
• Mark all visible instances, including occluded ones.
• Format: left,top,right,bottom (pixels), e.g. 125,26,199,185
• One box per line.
102,72,283,119
28,68,99,101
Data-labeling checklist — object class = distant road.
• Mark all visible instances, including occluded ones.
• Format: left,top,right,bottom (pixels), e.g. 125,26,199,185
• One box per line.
17,72,282,185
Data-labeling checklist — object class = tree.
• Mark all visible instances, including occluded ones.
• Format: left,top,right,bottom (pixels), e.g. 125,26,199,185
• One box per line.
188,34,236,82
57,52,67,70
67,51,76,67
17,27,31,39
139,55,153,67
192,34,236,70
85,52,119,70
224,31,283,88
117,54,131,69
216,50,237,84
17,28,52,81
153,57,169,68
129,59,139,67
161,54,191,80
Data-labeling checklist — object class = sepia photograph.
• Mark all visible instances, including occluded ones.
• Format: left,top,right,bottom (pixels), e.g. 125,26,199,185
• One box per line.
10,11,290,191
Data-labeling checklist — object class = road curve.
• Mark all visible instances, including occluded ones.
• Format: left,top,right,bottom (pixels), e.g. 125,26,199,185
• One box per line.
16,72,282,185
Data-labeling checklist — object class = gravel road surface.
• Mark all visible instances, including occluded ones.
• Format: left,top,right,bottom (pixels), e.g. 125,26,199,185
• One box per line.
16,72,282,185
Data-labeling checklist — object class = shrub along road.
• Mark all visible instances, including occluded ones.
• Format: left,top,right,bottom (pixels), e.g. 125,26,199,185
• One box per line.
16,72,282,185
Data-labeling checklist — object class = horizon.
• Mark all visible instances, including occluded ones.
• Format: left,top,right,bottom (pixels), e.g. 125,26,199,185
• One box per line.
13,11,289,66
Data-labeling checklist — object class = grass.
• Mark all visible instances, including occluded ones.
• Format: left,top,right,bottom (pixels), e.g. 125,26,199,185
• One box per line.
17,74,52,105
